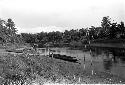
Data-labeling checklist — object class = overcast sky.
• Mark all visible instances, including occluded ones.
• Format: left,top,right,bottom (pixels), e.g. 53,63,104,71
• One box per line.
0,0,125,33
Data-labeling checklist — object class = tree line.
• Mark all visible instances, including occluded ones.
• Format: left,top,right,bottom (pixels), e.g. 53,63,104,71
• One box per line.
21,16,125,47
0,16,125,46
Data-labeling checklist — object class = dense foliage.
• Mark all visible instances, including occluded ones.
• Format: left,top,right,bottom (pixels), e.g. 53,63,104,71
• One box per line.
21,16,125,46
0,18,23,44
0,16,125,46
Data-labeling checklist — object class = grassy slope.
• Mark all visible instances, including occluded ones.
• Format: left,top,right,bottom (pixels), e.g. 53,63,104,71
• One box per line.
0,44,125,84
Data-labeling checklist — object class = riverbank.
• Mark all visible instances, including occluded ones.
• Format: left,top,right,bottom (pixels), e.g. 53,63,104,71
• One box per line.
68,43,125,50
87,39,125,48
0,44,125,84
88,43,125,48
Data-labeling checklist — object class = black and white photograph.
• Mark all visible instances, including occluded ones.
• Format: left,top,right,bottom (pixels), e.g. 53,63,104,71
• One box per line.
0,0,125,84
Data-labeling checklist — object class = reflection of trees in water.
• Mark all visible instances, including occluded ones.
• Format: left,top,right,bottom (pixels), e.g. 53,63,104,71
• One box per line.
102,52,114,71
103,60,112,71
88,47,102,59
108,48,125,64
89,47,125,63
120,58,125,64
89,47,103,56
89,47,113,71
108,48,125,56
89,47,125,71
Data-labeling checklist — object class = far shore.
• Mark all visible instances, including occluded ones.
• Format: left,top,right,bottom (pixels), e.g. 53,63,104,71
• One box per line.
85,43,125,48
38,39,125,49
53,43,125,50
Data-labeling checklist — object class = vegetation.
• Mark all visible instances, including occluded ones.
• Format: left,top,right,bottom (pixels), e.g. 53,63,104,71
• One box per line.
0,16,125,47
0,18,23,44
0,17,125,84
20,16,125,47
0,16,125,46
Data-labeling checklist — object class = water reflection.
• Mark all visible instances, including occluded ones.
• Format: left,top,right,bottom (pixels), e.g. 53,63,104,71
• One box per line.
88,47,125,76
120,58,125,64
103,60,112,71
89,47,125,63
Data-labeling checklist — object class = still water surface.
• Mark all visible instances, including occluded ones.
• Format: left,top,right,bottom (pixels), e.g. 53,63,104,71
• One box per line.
39,47,125,79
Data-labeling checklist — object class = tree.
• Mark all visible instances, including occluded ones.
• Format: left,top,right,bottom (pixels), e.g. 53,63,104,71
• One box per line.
0,19,10,43
6,18,18,43
63,30,71,43
6,18,17,34
109,22,117,39
117,21,125,38
101,16,111,39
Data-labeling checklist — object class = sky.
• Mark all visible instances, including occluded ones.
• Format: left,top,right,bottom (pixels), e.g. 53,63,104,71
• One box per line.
0,0,125,33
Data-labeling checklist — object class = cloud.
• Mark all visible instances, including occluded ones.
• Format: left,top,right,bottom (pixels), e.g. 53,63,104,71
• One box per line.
17,26,74,33
0,0,125,33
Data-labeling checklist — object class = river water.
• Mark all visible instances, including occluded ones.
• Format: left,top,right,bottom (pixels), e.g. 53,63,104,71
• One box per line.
38,47,125,79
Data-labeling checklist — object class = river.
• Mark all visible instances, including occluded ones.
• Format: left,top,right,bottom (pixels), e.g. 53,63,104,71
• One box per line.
38,47,125,79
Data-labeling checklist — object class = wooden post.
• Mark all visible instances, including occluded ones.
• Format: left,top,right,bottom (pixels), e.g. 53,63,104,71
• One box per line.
45,48,46,56
84,55,85,62
73,75,76,80
85,45,86,48
83,55,86,69
52,53,53,58
91,59,92,66
79,77,81,83
83,64,85,69
91,59,94,75
92,70,94,75
48,49,50,56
